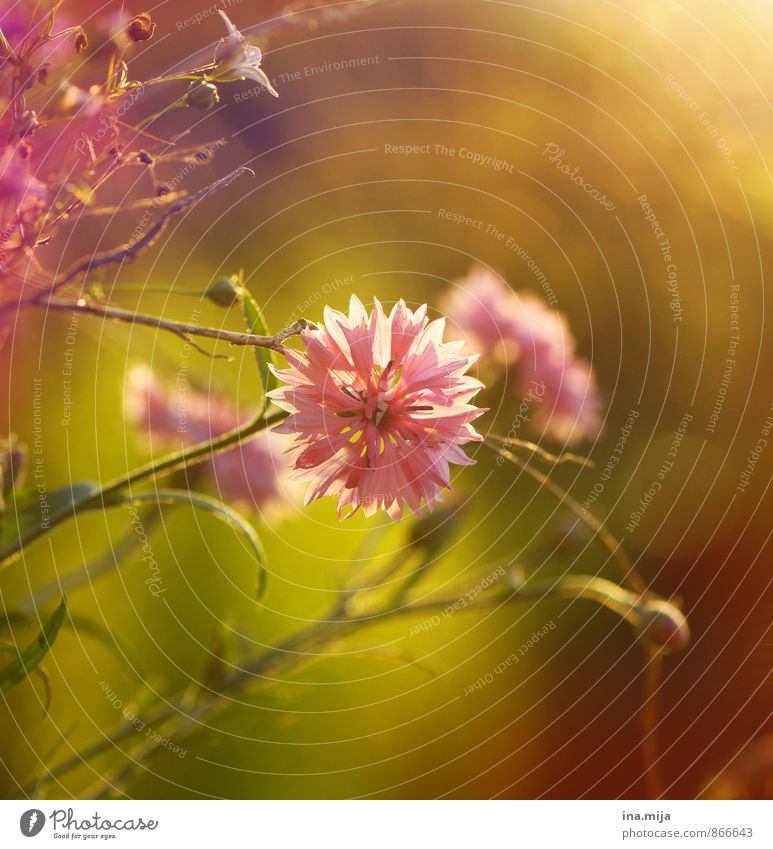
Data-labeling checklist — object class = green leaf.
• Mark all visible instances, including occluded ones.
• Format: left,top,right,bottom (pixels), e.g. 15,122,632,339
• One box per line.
117,489,269,599
238,276,277,404
0,645,51,714
0,598,67,697
0,482,99,569
197,618,239,692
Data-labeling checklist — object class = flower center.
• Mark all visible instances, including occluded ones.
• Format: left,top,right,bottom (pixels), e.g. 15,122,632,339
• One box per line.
337,360,434,442
374,399,389,426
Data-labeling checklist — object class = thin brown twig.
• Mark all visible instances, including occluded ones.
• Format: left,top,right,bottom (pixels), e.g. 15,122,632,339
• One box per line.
32,297,312,352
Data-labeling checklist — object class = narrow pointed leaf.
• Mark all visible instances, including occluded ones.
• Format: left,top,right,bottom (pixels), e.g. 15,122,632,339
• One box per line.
0,597,67,696
118,489,268,598
239,281,277,402
0,483,99,569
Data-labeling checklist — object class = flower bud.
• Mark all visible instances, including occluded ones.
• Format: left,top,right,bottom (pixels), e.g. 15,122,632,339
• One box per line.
127,13,156,43
554,576,690,655
634,598,690,654
74,30,88,54
205,276,240,308
184,81,220,110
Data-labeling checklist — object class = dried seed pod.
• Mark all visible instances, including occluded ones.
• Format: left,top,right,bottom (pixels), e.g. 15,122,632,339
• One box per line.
184,81,220,111
127,13,156,43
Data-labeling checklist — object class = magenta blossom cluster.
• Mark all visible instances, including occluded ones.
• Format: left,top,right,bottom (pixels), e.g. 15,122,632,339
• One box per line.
126,367,295,515
269,296,486,520
440,266,601,444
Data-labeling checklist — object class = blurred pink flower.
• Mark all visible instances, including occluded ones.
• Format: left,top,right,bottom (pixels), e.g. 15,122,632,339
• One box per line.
523,348,601,444
125,367,294,515
441,266,602,444
439,266,525,364
268,295,486,520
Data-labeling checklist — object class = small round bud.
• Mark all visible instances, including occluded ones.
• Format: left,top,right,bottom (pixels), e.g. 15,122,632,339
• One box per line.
154,183,172,197
205,277,240,308
74,31,88,54
137,149,153,165
184,81,220,111
127,13,156,43
635,598,690,654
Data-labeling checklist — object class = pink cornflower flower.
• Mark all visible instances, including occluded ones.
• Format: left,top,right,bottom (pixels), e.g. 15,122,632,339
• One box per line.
125,367,295,515
441,266,601,445
268,296,486,520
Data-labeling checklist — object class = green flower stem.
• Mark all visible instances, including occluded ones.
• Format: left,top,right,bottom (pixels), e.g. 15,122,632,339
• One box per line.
30,580,569,797
641,648,665,798
94,407,287,507
135,96,187,131
486,432,594,468
484,436,647,594
3,408,287,570
117,72,209,94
